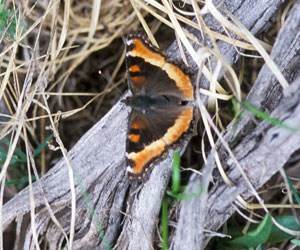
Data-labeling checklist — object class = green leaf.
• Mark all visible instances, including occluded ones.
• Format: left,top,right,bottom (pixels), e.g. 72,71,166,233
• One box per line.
217,215,300,249
268,216,300,243
227,214,272,248
0,2,26,40
0,4,13,37
291,239,300,246
167,152,204,200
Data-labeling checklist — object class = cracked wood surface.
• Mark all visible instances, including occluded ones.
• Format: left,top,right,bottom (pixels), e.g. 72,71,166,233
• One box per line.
172,2,300,249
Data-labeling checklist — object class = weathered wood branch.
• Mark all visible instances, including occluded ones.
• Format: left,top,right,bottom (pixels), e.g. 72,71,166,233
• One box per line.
2,0,292,249
171,2,300,249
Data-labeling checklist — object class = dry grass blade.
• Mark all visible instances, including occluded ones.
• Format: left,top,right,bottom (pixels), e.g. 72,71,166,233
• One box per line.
0,0,137,248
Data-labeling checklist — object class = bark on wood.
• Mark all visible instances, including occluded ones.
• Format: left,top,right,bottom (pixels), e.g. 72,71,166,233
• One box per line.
3,0,296,249
171,2,300,249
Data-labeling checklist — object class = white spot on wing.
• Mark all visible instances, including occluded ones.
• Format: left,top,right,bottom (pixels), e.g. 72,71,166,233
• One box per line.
126,39,134,46
126,166,134,173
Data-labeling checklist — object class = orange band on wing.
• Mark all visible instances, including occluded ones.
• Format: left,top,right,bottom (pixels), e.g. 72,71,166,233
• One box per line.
128,107,194,174
127,39,194,100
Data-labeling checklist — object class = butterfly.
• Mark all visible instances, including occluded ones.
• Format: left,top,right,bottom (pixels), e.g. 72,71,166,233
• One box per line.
124,33,197,181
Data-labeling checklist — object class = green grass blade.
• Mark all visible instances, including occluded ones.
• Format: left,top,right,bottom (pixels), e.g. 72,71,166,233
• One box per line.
171,151,181,194
241,101,298,132
161,199,168,250
285,173,300,205
33,134,53,157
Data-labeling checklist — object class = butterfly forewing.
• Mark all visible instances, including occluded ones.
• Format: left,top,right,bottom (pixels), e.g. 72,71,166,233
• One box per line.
126,34,195,101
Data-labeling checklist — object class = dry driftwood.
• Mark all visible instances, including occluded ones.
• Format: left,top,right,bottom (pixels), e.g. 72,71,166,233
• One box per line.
172,2,300,249
2,0,296,249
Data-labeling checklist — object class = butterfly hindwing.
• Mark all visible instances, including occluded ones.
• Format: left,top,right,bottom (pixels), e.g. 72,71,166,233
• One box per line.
126,105,195,178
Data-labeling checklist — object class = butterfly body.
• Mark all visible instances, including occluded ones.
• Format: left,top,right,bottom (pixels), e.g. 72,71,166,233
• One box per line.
125,33,197,181
125,94,184,112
